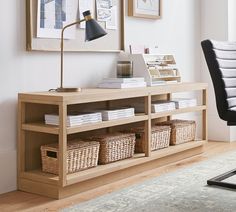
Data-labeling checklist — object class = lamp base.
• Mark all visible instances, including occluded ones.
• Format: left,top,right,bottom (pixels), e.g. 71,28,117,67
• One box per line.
56,87,82,92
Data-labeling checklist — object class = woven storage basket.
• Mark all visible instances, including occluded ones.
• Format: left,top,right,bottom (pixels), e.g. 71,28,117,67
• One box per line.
41,140,100,175
132,126,171,153
157,119,196,145
89,133,136,165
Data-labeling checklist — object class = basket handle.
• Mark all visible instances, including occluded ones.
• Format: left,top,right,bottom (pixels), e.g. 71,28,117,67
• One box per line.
135,133,142,139
46,150,57,159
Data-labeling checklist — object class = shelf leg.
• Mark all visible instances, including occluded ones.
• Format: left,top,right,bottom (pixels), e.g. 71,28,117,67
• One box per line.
18,100,26,188
59,102,67,187
202,88,208,141
167,93,172,121
144,95,151,157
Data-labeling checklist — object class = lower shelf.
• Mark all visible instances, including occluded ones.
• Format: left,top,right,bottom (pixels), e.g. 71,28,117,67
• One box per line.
20,140,206,187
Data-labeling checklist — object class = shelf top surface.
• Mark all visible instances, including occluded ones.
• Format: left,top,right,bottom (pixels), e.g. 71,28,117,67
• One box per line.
18,82,208,104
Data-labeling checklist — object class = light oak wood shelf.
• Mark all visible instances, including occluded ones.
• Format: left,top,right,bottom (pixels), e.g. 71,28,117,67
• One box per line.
18,82,208,199
151,106,207,119
22,114,148,135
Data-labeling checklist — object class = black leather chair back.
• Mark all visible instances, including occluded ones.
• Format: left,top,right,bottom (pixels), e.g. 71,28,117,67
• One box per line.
201,40,236,124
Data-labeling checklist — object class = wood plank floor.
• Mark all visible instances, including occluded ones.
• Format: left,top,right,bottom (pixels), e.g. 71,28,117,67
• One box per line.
1,141,236,212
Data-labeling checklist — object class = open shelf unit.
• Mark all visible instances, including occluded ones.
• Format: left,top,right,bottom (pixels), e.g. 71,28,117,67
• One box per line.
18,82,208,199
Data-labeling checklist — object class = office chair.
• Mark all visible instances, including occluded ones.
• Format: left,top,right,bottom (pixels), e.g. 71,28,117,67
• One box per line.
201,39,236,189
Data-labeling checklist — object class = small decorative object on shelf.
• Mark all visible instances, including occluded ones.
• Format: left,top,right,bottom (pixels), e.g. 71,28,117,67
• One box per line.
117,61,133,78
129,126,171,153
157,120,196,145
41,140,100,175
118,53,181,86
88,133,136,165
129,44,146,54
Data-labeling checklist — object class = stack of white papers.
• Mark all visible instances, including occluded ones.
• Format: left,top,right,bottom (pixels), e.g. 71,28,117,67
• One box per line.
151,101,176,113
99,108,135,121
98,78,147,89
45,112,102,127
135,101,175,113
172,98,197,109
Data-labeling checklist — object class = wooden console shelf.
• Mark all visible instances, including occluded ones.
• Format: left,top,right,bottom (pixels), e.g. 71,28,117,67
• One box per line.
18,82,208,199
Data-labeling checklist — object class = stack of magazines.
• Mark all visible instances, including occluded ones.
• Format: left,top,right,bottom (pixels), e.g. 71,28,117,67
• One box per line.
151,101,176,113
45,112,102,127
98,78,147,89
172,98,197,109
135,101,176,113
100,108,135,121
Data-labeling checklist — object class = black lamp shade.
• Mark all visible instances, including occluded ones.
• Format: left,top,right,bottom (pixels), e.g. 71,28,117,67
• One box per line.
83,10,107,41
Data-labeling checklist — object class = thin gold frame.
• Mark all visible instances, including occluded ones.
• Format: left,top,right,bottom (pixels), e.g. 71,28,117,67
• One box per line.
128,0,161,19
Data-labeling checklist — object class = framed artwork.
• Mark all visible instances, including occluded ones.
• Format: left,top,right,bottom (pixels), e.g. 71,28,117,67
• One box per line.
26,0,125,52
128,0,161,19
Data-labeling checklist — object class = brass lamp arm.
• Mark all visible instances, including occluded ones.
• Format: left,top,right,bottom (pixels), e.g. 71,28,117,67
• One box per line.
60,19,85,89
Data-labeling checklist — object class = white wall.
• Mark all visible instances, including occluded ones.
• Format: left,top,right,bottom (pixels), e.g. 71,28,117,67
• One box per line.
0,0,201,194
228,0,236,141
200,0,230,141
228,0,236,41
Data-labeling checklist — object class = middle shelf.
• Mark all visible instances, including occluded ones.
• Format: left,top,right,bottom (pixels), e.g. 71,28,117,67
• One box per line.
22,114,148,135
22,105,206,135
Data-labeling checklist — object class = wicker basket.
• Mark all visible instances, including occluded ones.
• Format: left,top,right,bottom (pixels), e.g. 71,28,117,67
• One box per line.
89,133,136,165
130,126,171,153
41,140,100,175
157,119,196,145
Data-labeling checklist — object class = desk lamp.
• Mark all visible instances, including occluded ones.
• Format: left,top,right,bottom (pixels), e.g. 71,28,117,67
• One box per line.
56,10,107,92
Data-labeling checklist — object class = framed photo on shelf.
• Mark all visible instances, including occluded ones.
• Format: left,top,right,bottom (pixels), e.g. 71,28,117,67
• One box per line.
128,0,161,19
26,0,125,52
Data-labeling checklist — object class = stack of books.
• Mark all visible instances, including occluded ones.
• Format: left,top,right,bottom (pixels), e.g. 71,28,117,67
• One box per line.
45,112,102,127
172,98,197,109
99,108,135,121
98,78,147,89
151,101,176,113
135,101,176,113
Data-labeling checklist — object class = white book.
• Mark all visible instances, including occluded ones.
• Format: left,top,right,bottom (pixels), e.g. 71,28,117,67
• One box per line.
98,82,147,89
102,113,134,121
102,108,134,114
99,108,135,121
172,98,197,109
101,108,135,115
45,120,84,127
45,112,102,126
45,115,84,123
102,78,145,83
151,101,176,113
149,81,166,86
102,111,134,117
46,119,102,127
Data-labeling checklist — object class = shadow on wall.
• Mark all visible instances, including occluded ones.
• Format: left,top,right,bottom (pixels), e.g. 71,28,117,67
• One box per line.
16,0,26,54
0,99,18,150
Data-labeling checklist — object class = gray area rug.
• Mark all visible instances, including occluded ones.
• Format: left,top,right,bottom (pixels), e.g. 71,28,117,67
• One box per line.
63,151,236,212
